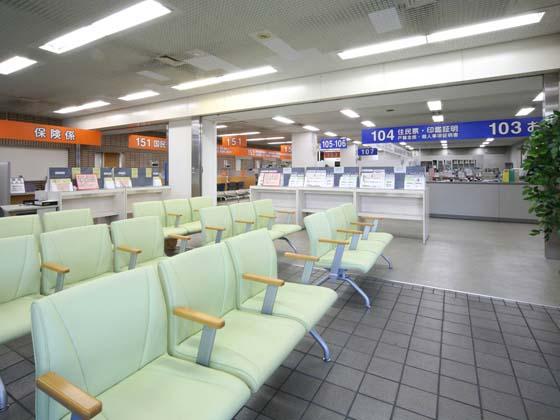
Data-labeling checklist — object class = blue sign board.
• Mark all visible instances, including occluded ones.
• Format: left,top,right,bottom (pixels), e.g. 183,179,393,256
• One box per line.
358,147,378,156
320,137,347,150
362,118,541,144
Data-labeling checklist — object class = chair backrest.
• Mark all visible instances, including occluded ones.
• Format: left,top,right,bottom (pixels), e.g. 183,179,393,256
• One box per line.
0,214,42,244
252,199,275,230
199,206,233,245
326,207,349,241
132,201,166,227
340,203,358,225
42,209,93,232
40,224,113,293
110,216,165,272
163,198,192,226
190,196,213,221
32,267,167,420
0,235,40,305
229,202,257,236
158,243,236,349
303,212,334,257
225,229,276,306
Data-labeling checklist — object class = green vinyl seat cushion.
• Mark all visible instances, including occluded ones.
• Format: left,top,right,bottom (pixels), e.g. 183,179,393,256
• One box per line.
133,201,188,238
268,223,302,237
225,229,337,331
163,226,189,237
339,203,393,246
42,209,93,232
158,242,306,392
229,202,257,236
182,220,202,234
163,198,202,234
32,266,249,420
252,199,302,237
190,196,213,221
317,249,376,273
0,214,42,248
0,295,41,344
199,206,233,245
367,232,394,245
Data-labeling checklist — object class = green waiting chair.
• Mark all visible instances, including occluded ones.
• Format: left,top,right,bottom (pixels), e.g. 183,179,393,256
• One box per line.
0,235,42,411
42,208,93,232
252,199,301,252
163,198,203,234
199,206,234,245
340,203,393,247
304,212,378,308
158,243,306,392
32,266,250,420
229,202,258,236
190,196,214,222
132,201,188,239
225,228,337,361
0,214,42,246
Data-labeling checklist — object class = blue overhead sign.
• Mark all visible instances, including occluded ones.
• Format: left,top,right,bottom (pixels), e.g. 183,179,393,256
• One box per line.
361,118,541,144
358,147,378,156
320,137,347,150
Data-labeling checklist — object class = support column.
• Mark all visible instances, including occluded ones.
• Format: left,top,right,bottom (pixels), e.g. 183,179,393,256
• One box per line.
201,118,217,205
543,73,559,117
340,144,357,166
291,132,318,167
168,119,192,198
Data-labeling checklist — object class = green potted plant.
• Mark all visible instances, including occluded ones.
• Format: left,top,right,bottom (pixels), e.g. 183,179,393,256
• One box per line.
522,110,560,259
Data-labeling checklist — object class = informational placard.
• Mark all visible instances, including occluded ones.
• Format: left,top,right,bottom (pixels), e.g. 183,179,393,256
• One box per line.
320,137,347,150
288,167,305,187
258,169,283,187
337,167,359,188
358,147,378,160
304,167,334,187
99,168,114,189
0,120,102,146
10,177,25,194
362,118,542,144
360,167,395,189
128,135,168,151
76,173,99,190
104,177,116,189
404,166,426,190
114,177,132,188
49,178,73,192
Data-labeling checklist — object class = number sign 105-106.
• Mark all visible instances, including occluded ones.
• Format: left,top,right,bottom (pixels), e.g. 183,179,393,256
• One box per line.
320,137,347,150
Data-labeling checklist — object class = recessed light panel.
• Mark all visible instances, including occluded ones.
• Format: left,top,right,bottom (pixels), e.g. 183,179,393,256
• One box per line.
338,36,427,60
216,124,228,129
0,56,37,75
427,100,442,111
118,90,159,101
303,125,319,132
172,66,276,91
516,107,535,116
54,100,110,114
533,92,544,102
361,120,376,127
324,131,337,137
217,131,260,137
272,116,295,124
340,109,360,118
432,115,444,122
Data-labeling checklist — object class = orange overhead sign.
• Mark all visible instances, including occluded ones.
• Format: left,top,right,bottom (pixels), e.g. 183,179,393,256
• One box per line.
128,134,168,151
0,120,101,146
280,144,292,154
221,135,247,148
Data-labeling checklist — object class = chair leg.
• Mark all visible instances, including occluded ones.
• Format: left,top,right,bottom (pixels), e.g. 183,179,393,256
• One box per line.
279,236,297,253
0,375,7,412
315,273,331,286
339,271,371,309
381,254,393,269
309,328,331,362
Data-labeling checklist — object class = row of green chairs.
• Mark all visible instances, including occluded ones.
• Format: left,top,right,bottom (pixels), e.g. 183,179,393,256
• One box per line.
132,196,213,238
303,203,394,309
31,228,337,419
200,199,302,251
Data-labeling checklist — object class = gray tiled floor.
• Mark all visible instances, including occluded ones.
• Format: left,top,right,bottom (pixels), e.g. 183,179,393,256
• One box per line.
2,236,560,419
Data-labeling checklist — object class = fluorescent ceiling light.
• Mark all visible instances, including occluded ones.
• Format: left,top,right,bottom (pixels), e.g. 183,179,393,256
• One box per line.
303,125,320,132
268,141,292,145
272,116,295,124
516,107,535,116
247,137,285,141
217,131,260,137
486,138,494,142
54,100,110,114
118,89,159,101
432,115,444,122
427,12,545,43
0,56,37,75
427,100,442,111
399,142,407,145
353,140,362,145
216,124,228,129
340,109,360,118
338,35,427,60
361,120,376,127
324,131,338,137
40,0,171,54
533,92,544,102
172,65,276,91
480,145,486,148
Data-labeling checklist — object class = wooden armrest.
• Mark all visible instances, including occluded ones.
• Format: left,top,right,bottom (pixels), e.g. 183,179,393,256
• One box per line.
235,219,255,225
276,209,296,214
243,273,285,287
319,238,350,245
168,234,191,241
193,209,200,212
205,225,226,231
362,216,382,220
173,307,225,329
284,252,319,262
37,372,102,419
337,228,363,235
41,262,70,274
351,221,374,227
116,245,142,254
258,214,276,219
167,212,182,217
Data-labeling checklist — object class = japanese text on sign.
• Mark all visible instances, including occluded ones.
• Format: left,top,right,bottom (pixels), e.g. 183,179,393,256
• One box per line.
0,120,101,145
128,135,168,151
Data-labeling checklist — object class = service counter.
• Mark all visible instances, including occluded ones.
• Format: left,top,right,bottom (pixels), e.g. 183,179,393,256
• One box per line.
428,182,535,222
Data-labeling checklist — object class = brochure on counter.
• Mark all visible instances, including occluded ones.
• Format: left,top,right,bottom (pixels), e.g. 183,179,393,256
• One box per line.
360,167,395,189
304,167,334,188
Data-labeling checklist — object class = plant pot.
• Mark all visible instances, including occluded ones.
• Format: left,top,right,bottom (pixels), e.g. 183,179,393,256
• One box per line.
545,229,560,260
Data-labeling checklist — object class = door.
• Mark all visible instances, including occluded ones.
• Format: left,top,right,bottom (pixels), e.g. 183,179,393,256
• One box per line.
103,153,120,168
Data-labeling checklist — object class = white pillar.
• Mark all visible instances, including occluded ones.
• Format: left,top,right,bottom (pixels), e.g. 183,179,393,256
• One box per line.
235,158,242,171
168,119,192,198
201,119,217,205
291,132,318,167
341,144,357,166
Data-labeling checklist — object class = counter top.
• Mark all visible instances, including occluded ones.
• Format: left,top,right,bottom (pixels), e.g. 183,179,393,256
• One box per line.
427,181,527,185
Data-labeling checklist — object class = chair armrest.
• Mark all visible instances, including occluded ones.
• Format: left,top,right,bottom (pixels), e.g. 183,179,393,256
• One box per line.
168,234,191,241
351,221,374,227
258,213,276,219
234,219,255,225
362,216,383,220
337,228,363,235
41,262,70,274
173,307,225,329
205,225,226,231
242,273,285,287
284,252,320,262
167,212,182,217
116,245,142,254
319,238,350,245
276,210,296,214
37,372,102,420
